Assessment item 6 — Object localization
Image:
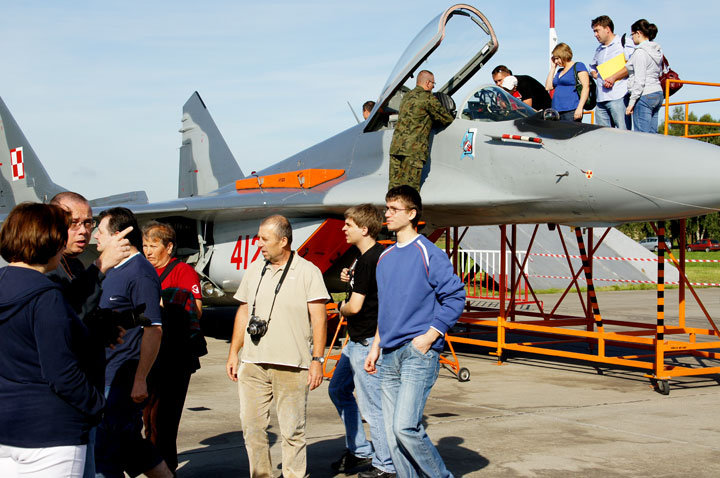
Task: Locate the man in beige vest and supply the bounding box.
[226,215,329,478]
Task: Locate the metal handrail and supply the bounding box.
[662,80,720,137]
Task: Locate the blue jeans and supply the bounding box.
[595,96,631,129]
[633,91,663,133]
[558,110,582,123]
[380,342,453,478]
[328,337,394,473]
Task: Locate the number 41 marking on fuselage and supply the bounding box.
[230,234,261,270]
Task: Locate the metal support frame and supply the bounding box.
[441,222,720,393]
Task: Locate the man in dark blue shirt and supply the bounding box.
[92,207,172,478]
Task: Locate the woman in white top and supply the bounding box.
[608,19,664,133]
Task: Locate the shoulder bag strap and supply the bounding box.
[159,259,181,284]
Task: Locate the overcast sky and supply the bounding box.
[3,0,718,202]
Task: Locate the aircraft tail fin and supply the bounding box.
[178,92,243,198]
[0,97,66,214]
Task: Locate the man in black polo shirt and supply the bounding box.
[492,65,552,110]
[329,205,395,478]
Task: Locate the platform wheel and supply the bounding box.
[653,379,670,395]
[457,367,470,382]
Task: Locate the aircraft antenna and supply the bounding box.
[347,101,361,124]
[549,0,558,66]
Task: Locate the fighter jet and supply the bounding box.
[1,4,719,304]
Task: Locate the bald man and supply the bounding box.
[388,70,454,190]
[46,191,132,478]
[47,191,132,321]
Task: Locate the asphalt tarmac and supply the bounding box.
[175,289,720,477]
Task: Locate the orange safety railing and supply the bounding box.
[323,303,349,379]
[662,80,720,138]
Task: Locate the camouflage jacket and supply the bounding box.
[389,86,455,157]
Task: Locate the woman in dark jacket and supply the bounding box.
[0,203,105,477]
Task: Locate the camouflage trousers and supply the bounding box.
[389,154,425,191]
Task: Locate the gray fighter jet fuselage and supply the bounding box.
[1,4,718,304]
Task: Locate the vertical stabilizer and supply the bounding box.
[0,97,65,214]
[178,92,243,197]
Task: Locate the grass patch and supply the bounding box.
[665,249,720,284]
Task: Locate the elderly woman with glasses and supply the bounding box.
[0,203,105,477]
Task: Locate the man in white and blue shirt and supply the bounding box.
[589,15,635,129]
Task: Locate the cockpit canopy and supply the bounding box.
[365,5,498,132]
[460,85,536,122]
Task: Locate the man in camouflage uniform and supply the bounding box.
[388,70,455,190]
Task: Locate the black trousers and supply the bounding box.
[143,364,193,472]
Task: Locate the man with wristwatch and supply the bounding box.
[226,215,329,478]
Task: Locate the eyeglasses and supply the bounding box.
[384,206,413,215]
[70,218,96,230]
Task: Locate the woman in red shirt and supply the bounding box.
[142,222,205,474]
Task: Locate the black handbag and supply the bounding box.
[660,56,682,97]
[574,63,597,110]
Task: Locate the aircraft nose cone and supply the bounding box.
[577,128,720,221]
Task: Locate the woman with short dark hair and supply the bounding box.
[0,203,105,477]
[626,19,663,132]
[603,19,664,133]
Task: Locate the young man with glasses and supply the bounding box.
[365,185,465,478]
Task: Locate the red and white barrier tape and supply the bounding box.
[529,252,720,263]
[529,274,720,287]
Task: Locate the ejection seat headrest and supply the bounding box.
[434,92,456,117]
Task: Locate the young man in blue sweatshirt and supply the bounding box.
[365,185,465,478]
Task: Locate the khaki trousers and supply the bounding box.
[238,362,309,478]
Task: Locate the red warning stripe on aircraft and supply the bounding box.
[500,134,543,144]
